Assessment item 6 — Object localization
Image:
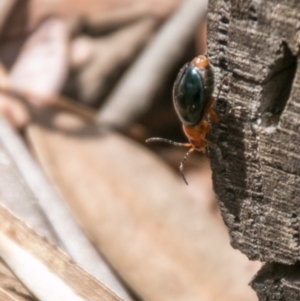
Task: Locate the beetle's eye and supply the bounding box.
[173,65,206,126]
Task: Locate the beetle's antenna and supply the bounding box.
[179,148,195,185]
[216,76,229,101]
[146,137,191,148]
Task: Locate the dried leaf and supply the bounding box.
[0,204,124,301]
[97,0,207,128]
[9,18,68,106]
[28,110,260,301]
[0,258,34,301]
[0,117,133,301]
[75,17,156,104]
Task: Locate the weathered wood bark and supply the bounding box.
[207,0,300,299]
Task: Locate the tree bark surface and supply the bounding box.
[207,0,300,299]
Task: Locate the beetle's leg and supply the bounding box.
[199,119,211,136]
[202,118,221,151]
[216,76,229,100]
[204,96,218,123]
[207,104,219,123]
[180,147,195,185]
[207,76,230,123]
[199,120,215,151]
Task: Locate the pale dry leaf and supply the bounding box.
[77,17,156,104]
[9,18,68,106]
[0,204,124,301]
[0,259,34,301]
[70,36,94,69]
[28,110,259,301]
[27,0,183,31]
[0,117,133,301]
[1,0,183,42]
[97,0,207,127]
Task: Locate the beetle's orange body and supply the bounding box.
[182,96,218,152]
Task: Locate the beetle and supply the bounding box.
[147,54,226,184]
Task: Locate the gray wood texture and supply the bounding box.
[251,262,300,300]
[207,0,300,299]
